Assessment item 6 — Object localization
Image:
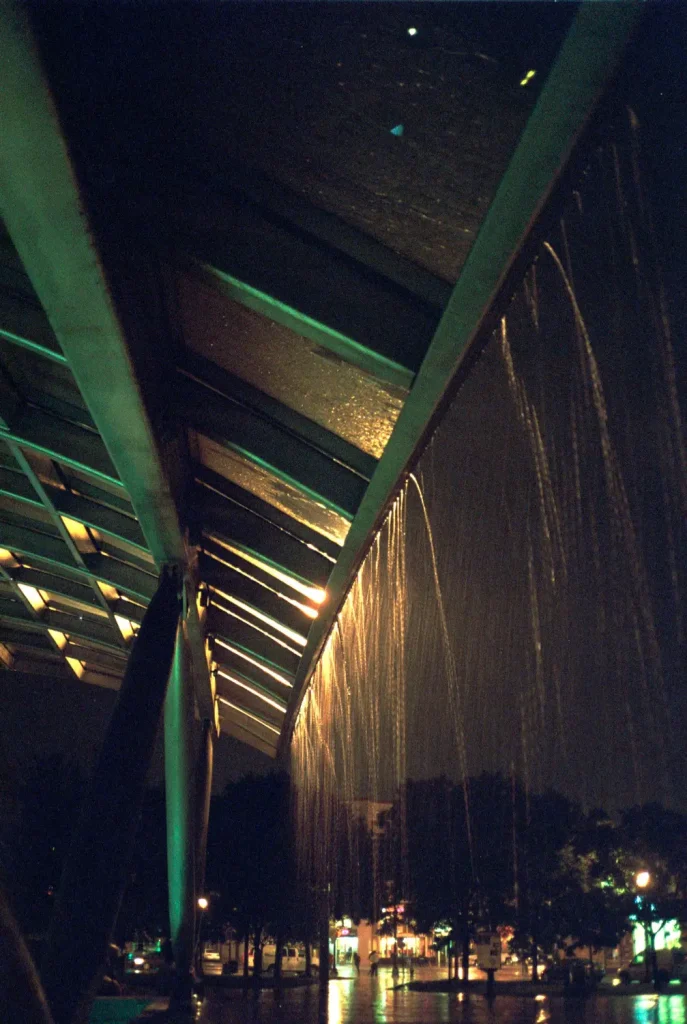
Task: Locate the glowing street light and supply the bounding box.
[198,896,209,910]
[636,870,651,889]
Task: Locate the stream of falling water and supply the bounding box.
[291,105,686,904]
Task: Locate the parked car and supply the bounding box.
[261,945,319,975]
[619,950,687,985]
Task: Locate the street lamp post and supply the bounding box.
[195,896,209,976]
[635,872,657,988]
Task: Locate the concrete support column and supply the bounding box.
[164,619,196,1008]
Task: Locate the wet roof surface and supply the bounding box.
[0,2,589,753]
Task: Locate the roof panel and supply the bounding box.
[177,269,406,460]
[193,431,351,546]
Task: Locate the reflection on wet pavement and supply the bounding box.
[197,975,687,1024]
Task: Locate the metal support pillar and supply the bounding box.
[165,619,197,1009]
[40,568,181,1024]
[194,718,214,974]
[194,719,214,899]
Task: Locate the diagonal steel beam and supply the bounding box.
[0,3,214,719]
[0,520,157,602]
[280,1,644,751]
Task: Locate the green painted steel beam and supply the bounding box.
[49,489,147,550]
[196,466,340,565]
[164,622,196,999]
[0,292,67,364]
[0,610,124,654]
[0,519,156,602]
[188,259,415,392]
[3,408,120,487]
[179,353,377,481]
[0,4,181,564]
[0,4,214,721]
[13,566,103,609]
[200,548,314,635]
[280,0,643,752]
[195,162,452,311]
[179,375,364,519]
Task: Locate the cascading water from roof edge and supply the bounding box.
[280,1,644,757]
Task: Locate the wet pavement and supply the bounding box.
[193,970,687,1024]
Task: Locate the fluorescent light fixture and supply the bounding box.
[97,580,119,602]
[212,601,302,657]
[216,668,286,713]
[205,537,324,612]
[213,637,293,688]
[61,516,97,553]
[206,550,319,621]
[218,696,280,735]
[114,614,136,642]
[210,586,307,647]
[0,548,18,568]
[17,583,46,612]
[48,629,68,651]
[65,656,85,679]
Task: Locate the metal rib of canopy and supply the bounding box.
[0,3,640,757]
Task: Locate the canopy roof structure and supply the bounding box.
[0,2,640,759]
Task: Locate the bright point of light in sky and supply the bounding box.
[407,27,417,37]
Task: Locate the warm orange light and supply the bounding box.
[114,614,137,642]
[206,534,326,607]
[216,668,286,713]
[48,629,68,651]
[97,581,119,603]
[197,897,209,910]
[17,583,46,612]
[218,696,280,735]
[65,656,86,679]
[0,548,18,568]
[212,601,302,657]
[214,637,293,688]
[210,586,307,647]
[61,516,98,553]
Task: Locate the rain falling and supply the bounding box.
[292,106,686,896]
